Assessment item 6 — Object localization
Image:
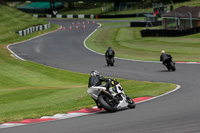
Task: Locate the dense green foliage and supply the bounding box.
[57,0,200,15]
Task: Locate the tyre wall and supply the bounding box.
[130,21,162,27]
[141,27,200,37]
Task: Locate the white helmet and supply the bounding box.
[90,70,100,76]
[161,50,165,54]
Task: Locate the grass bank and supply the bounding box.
[0,5,176,124]
[86,25,200,62]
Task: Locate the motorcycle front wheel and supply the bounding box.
[98,94,117,113]
[126,95,136,108]
[110,58,114,66]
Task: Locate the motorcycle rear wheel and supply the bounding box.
[170,62,176,71]
[98,94,117,113]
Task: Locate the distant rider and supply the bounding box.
[88,70,114,109]
[160,50,172,65]
[105,47,115,65]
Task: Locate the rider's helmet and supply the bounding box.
[161,50,165,54]
[90,70,100,76]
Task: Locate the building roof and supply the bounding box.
[162,6,200,18]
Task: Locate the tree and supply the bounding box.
[170,0,174,4]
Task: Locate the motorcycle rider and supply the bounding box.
[105,47,115,66]
[160,50,172,66]
[88,70,115,109]
[88,70,110,88]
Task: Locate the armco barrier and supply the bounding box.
[141,27,200,37]
[17,23,51,36]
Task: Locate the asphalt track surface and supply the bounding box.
[3,19,200,133]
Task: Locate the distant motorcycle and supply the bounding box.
[87,79,135,113]
[106,57,114,66]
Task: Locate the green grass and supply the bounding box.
[86,26,200,62]
[0,5,176,124]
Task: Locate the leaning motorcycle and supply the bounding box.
[87,79,135,113]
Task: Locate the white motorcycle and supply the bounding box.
[87,79,135,113]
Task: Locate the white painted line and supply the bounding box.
[176,62,200,64]
[0,123,26,128]
[40,116,60,119]
[66,113,92,116]
[53,114,72,118]
[41,113,91,119]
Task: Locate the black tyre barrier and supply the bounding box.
[130,21,161,27]
[141,27,200,37]
[97,12,152,18]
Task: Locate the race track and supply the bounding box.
[3,19,200,133]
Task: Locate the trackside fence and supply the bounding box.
[17,23,51,36]
[141,27,200,37]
